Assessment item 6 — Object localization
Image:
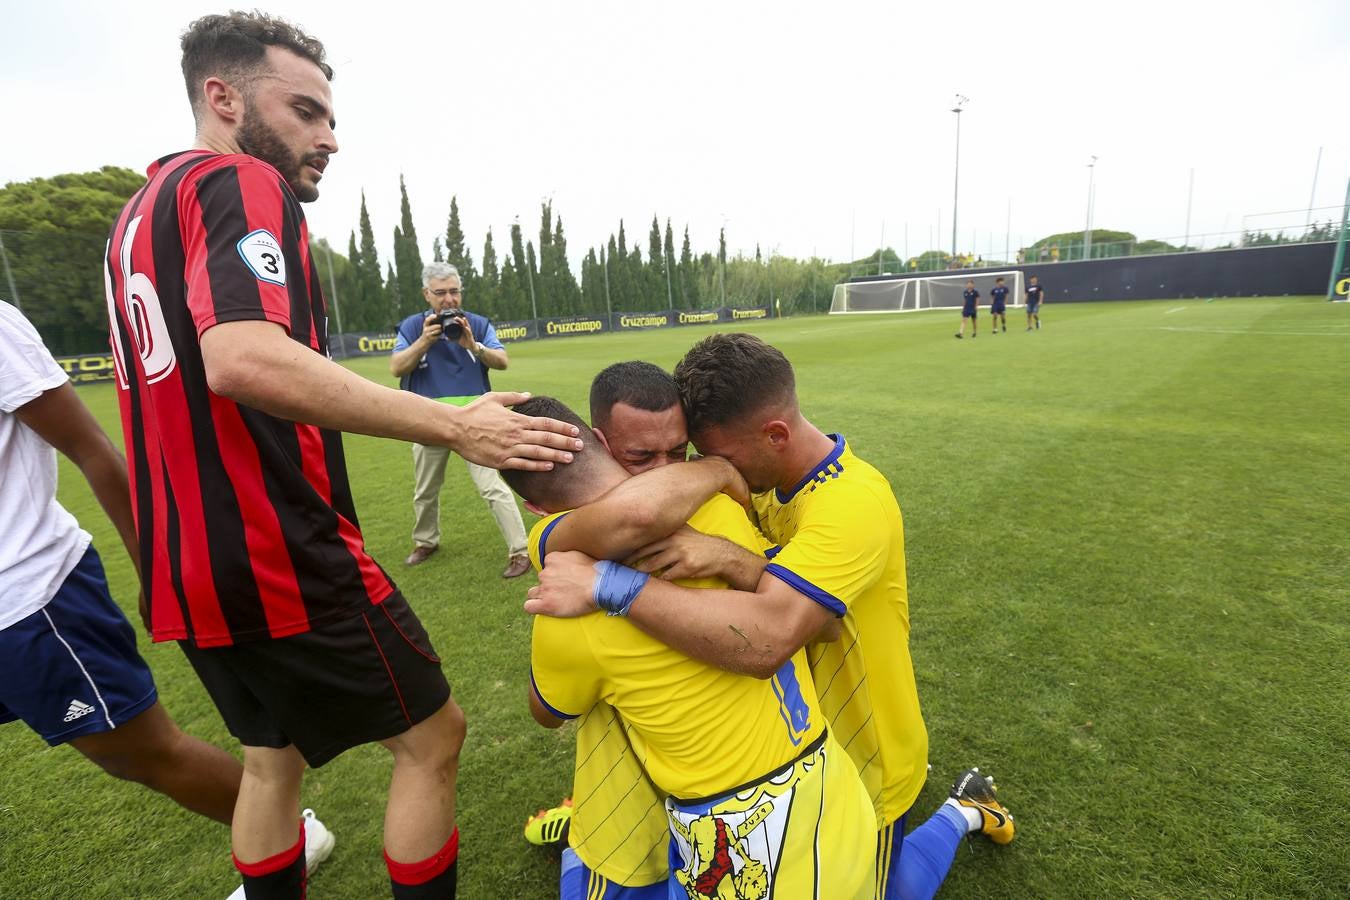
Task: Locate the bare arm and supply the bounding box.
[476,345,508,370]
[625,527,769,592]
[389,313,438,377]
[16,382,138,573]
[201,320,581,470]
[525,550,831,678]
[544,457,748,561]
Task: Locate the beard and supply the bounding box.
[236,109,323,203]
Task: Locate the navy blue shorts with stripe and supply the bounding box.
[0,545,157,745]
[180,591,450,768]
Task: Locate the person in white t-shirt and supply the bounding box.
[0,299,247,822]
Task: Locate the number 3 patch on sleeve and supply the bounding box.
[236,229,287,286]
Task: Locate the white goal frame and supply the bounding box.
[830,270,1025,314]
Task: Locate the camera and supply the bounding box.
[435,309,470,341]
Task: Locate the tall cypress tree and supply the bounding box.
[394,176,423,319]
[479,227,500,315]
[647,215,664,307]
[580,247,600,314]
[500,258,526,321]
[680,225,698,308]
[535,202,555,315]
[552,215,581,314]
[384,261,401,327]
[524,241,539,318]
[356,192,386,328]
[663,219,676,308]
[606,234,622,311]
[444,196,478,297]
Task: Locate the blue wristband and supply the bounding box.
[593,560,649,617]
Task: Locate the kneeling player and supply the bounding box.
[506,397,876,900]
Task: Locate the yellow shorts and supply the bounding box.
[665,731,875,900]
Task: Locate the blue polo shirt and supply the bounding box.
[991,286,1008,308]
[394,310,504,401]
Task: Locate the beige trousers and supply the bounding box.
[410,442,527,556]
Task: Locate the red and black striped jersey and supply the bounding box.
[104,150,395,648]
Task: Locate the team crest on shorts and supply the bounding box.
[666,741,827,899]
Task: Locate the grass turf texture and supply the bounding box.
[2,297,1347,898]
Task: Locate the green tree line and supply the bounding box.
[10,168,1334,353]
[0,168,843,352]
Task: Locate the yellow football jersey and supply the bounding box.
[530,493,825,799]
[752,434,928,825]
[527,521,669,886]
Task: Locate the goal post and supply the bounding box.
[830,270,1024,315]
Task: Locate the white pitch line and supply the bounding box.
[1165,307,1187,314]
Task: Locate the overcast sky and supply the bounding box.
[3,0,1346,270]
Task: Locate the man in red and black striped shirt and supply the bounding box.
[104,13,580,900]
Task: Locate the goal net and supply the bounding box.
[830,270,1024,314]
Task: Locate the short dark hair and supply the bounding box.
[181,11,332,117]
[674,333,795,436]
[589,361,679,431]
[996,277,1005,283]
[500,396,610,511]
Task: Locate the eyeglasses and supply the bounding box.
[428,288,463,298]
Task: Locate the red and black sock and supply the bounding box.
[386,828,459,899]
[234,821,306,900]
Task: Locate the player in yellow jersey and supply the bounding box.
[503,396,876,900]
[527,335,1015,900]
[523,362,696,899]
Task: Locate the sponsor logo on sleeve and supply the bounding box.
[236,229,287,286]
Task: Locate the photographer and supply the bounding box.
[390,262,530,577]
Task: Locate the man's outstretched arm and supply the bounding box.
[201,320,581,470]
[16,382,138,572]
[543,457,748,562]
[526,550,832,678]
[625,527,769,592]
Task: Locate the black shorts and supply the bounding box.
[180,592,450,767]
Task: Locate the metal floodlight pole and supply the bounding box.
[526,265,537,320]
[1326,178,1350,302]
[878,219,886,275]
[323,243,344,339]
[1307,146,1323,231]
[951,94,968,259]
[1005,198,1011,264]
[1084,155,1098,259]
[1185,168,1195,249]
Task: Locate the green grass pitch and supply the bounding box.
[1,297,1347,898]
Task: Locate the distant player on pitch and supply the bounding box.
[1025,275,1045,330]
[990,277,1010,333]
[956,279,979,339]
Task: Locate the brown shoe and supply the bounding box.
[405,545,439,567]
[502,553,531,579]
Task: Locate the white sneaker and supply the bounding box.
[303,809,336,873]
[224,809,335,899]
